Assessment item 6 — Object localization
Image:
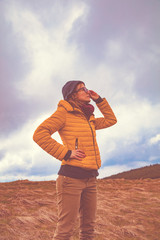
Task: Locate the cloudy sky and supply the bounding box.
[0,0,160,182]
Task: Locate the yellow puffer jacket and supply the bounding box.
[33,98,117,170]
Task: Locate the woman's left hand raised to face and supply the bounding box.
[88,90,99,101]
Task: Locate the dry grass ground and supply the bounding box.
[0,178,160,240]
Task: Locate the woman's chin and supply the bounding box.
[80,97,91,103]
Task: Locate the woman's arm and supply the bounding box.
[33,107,68,161]
[89,90,117,130]
[94,98,117,130]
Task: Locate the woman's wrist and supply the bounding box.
[64,150,72,161]
[93,96,103,103]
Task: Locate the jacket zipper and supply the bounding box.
[75,109,99,169]
[87,120,99,169]
[75,138,78,150]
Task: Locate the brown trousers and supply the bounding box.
[53,175,97,240]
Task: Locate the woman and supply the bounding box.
[33,80,117,240]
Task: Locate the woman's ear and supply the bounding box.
[71,93,77,100]
[67,93,76,101]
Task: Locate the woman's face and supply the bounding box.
[75,83,91,103]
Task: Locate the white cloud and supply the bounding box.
[98,164,130,179]
[149,134,160,145]
[5,1,88,98]
[96,99,160,163]
[0,114,62,181]
[149,156,160,162]
[1,1,160,182]
[0,173,58,183]
[98,160,151,179]
[105,40,123,59]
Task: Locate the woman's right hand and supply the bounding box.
[69,149,86,161]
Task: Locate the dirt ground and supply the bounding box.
[0,178,160,240]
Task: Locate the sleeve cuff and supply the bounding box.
[64,150,72,161]
[93,96,103,104]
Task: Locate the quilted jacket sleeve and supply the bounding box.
[33,107,68,161]
[94,98,117,130]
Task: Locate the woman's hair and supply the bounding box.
[62,80,84,100]
[67,92,76,101]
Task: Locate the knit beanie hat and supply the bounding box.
[62,80,84,100]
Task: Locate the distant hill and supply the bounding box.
[105,164,160,179]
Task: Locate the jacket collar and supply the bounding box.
[58,100,74,112]
[58,100,95,121]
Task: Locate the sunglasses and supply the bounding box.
[75,87,89,93]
